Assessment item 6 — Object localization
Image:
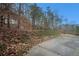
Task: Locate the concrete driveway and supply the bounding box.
[27,34,79,56]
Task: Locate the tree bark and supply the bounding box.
[7,15,10,28]
[0,15,4,27]
[32,16,35,30]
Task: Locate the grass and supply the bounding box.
[34,29,59,38]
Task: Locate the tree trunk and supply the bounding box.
[0,15,4,27]
[7,15,10,28]
[32,16,35,30]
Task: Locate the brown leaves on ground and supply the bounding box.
[0,27,31,56]
[0,27,53,56]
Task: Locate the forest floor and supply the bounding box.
[0,27,59,56]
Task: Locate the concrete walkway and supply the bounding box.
[27,34,79,56]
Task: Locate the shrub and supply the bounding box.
[0,43,7,55]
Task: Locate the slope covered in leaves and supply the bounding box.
[0,27,31,56]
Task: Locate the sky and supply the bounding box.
[37,3,79,25]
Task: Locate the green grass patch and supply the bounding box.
[35,29,59,38]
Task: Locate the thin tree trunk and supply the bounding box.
[32,17,35,30]
[18,3,22,29]
[7,15,10,28]
[0,15,4,27]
